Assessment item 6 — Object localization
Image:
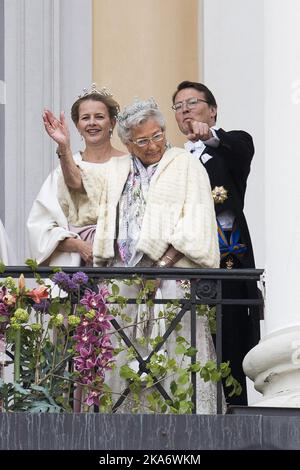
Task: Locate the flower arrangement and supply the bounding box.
[0,268,114,412]
[0,265,241,414]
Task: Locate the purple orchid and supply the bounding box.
[72,283,115,407]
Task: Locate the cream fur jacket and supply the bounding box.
[58,147,220,268]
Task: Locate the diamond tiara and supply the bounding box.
[117,97,158,123]
[77,83,113,99]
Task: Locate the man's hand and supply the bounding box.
[186,120,213,142]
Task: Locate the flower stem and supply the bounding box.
[49,326,58,392]
[14,329,21,383]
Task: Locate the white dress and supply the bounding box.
[26,153,113,266]
[0,219,16,265]
[107,259,226,415]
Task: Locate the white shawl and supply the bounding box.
[26,153,84,266]
[61,148,219,268]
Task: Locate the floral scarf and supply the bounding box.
[117,156,158,266]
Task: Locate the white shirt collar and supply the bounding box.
[184,140,205,153]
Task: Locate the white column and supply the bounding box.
[202,0,265,403]
[203,0,265,270]
[4,0,92,263]
[243,0,300,406]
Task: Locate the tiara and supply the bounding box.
[77,83,113,99]
[117,97,158,123]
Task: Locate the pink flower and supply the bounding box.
[18,274,25,293]
[78,344,92,358]
[26,286,49,303]
[72,284,115,407]
[80,286,109,311]
[80,289,104,310]
[85,390,102,407]
[86,357,98,369]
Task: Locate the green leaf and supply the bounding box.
[111,284,120,296]
[166,358,177,370]
[51,266,62,273]
[0,262,6,274]
[25,258,38,271]
[205,360,217,371]
[179,401,192,414]
[200,369,210,382]
[178,372,189,385]
[210,370,221,382]
[189,363,201,373]
[145,375,154,388]
[145,279,155,290]
[175,344,186,355]
[161,403,167,413]
[220,361,231,377]
[13,382,31,395]
[225,375,233,387]
[29,401,62,413]
[48,302,60,315]
[176,336,187,344]
[119,364,139,381]
[185,346,198,357]
[170,380,177,395]
[150,335,163,349]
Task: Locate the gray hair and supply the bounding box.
[117,98,166,144]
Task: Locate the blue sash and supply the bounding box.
[217,221,247,258]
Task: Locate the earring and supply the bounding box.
[109,128,113,138]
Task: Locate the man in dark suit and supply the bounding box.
[172,80,261,405]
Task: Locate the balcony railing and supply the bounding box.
[0,266,264,415]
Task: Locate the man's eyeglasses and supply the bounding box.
[172,97,208,112]
[131,131,165,147]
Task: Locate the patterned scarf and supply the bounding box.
[117,156,158,266]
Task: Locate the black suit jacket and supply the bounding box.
[202,128,255,269]
[199,128,261,350]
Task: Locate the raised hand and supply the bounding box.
[186,119,213,142]
[43,109,70,148]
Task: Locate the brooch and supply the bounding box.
[212,186,228,204]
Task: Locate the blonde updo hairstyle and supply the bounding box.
[71,93,120,125]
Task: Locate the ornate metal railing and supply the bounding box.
[1,266,264,414]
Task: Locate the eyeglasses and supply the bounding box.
[131,131,165,147]
[172,97,208,112]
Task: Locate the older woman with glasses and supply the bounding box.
[58,98,223,413]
